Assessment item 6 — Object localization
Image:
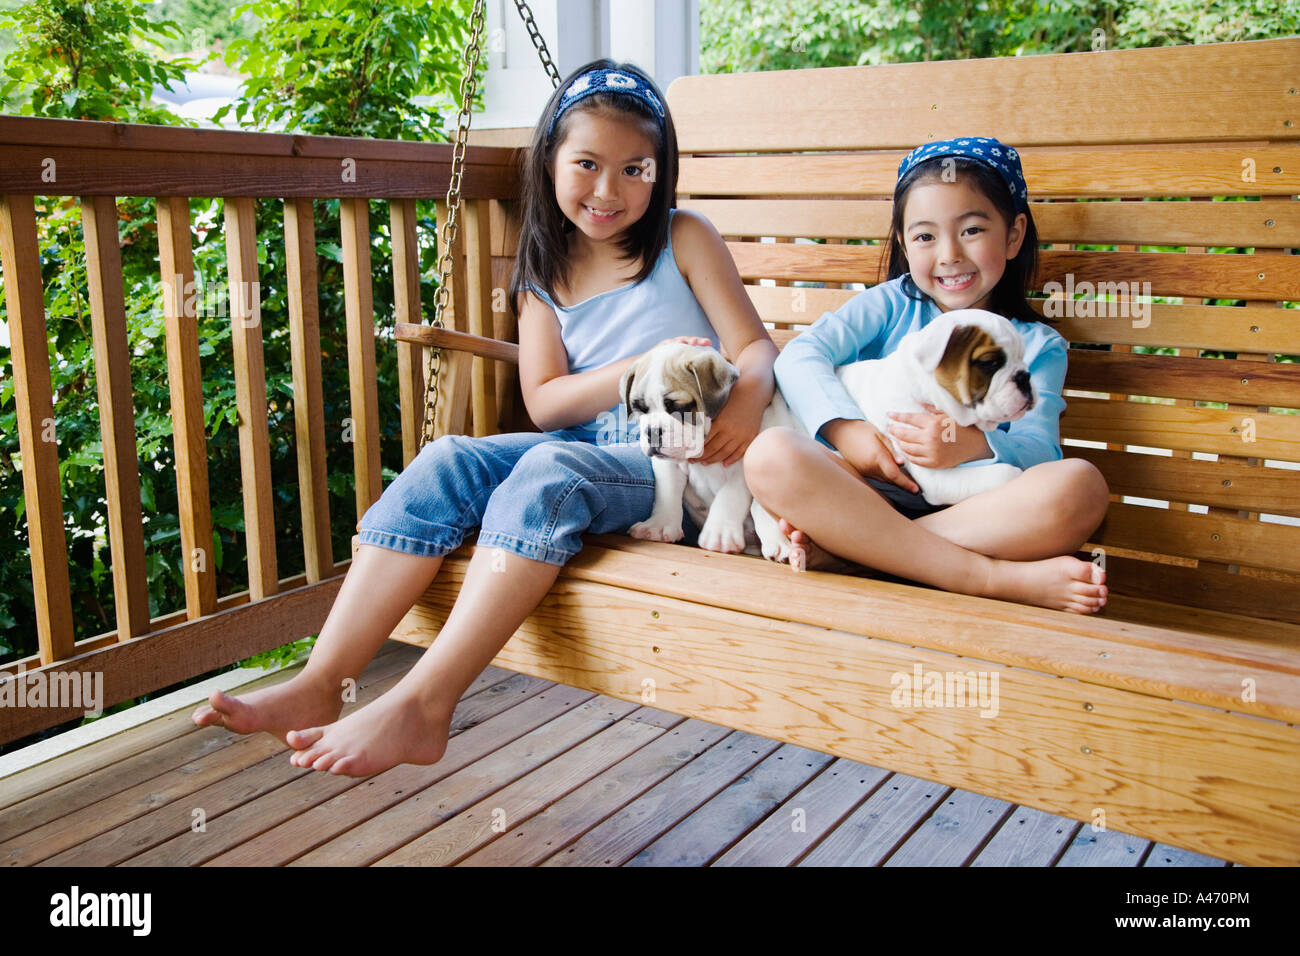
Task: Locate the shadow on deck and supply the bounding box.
[0,643,1230,867]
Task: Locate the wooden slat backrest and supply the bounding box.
[659,38,1300,620]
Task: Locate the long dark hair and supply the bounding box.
[880,157,1044,324]
[508,59,679,318]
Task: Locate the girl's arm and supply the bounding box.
[775,284,924,490]
[671,210,778,465]
[774,284,893,442]
[516,290,640,432]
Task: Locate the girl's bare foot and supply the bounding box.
[984,554,1108,614]
[777,518,852,573]
[191,670,344,739]
[286,679,453,777]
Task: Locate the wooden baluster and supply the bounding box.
[340,197,382,520]
[463,198,497,437]
[284,197,335,580]
[490,198,520,432]
[0,194,74,664]
[223,196,277,599]
[80,195,150,641]
[432,199,473,439]
[390,198,424,467]
[155,196,217,618]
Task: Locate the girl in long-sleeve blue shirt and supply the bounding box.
[744,137,1112,614]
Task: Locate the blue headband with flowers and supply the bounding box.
[896,137,1029,214]
[547,68,666,141]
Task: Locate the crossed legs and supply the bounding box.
[743,427,1110,613]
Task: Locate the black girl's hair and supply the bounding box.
[508,58,679,318]
[880,156,1045,324]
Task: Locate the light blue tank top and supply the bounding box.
[530,208,719,441]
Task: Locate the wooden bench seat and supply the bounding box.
[389,37,1300,865]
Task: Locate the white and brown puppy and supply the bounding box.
[619,343,776,554]
[827,308,1035,506]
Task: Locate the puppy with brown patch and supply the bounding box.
[826,307,1035,507]
[620,309,1035,560]
[619,342,777,554]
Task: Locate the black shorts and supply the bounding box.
[863,476,949,519]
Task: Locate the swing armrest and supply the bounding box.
[394,324,520,365]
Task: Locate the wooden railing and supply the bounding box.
[0,115,521,743]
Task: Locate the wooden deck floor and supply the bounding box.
[0,642,1231,867]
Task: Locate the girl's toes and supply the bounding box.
[292,744,326,767]
[287,726,324,750]
[311,750,340,773]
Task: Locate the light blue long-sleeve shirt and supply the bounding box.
[774,276,1069,470]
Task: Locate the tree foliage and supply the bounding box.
[700,0,1300,73]
[0,0,474,678]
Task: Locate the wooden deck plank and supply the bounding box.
[45,668,536,867]
[623,706,687,729]
[204,684,596,866]
[0,632,415,812]
[295,694,640,866]
[713,760,887,866]
[538,730,781,867]
[799,774,950,866]
[883,790,1016,866]
[4,723,289,865]
[0,647,414,844]
[374,714,664,866]
[626,743,833,867]
[457,718,727,867]
[970,807,1081,866]
[124,669,552,867]
[11,651,429,866]
[1143,843,1231,867]
[1057,826,1152,866]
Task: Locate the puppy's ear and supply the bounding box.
[689,351,739,419]
[619,354,648,418]
[933,324,996,407]
[907,315,958,372]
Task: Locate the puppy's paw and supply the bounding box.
[628,519,684,543]
[697,519,748,555]
[760,530,791,564]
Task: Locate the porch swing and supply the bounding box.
[385,4,1300,866]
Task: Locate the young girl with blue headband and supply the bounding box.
[744,136,1111,614]
[193,60,777,774]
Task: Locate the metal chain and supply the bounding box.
[422,0,488,447]
[513,0,562,89]
[421,0,561,446]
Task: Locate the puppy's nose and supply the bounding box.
[1013,369,1032,398]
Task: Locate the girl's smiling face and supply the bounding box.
[900,177,1027,313]
[549,108,658,246]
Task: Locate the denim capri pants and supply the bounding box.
[357,425,685,566]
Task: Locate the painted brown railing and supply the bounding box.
[0,115,520,743]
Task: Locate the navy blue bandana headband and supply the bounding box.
[547,68,666,141]
[896,137,1029,214]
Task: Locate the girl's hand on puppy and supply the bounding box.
[820,418,919,493]
[654,335,712,350]
[887,403,990,468]
[693,379,767,467]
